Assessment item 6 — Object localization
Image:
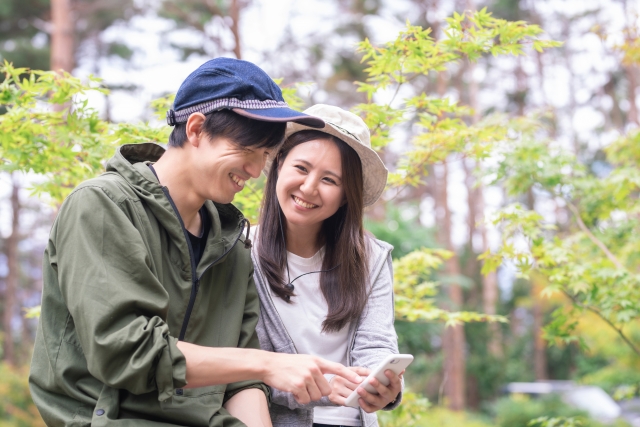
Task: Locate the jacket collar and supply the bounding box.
[105,143,248,271]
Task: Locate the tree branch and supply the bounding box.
[562,290,640,358]
[565,201,625,270]
[162,2,206,32]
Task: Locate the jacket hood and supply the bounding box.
[105,143,248,271]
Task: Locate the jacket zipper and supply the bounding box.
[161,187,249,341]
[196,220,247,282]
[161,187,199,341]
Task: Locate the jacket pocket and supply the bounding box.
[158,385,226,425]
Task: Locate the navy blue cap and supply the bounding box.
[167,58,324,128]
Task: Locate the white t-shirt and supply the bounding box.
[270,249,361,426]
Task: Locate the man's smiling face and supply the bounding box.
[193,135,270,204]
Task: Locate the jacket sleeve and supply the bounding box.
[224,271,271,402]
[54,186,187,402]
[350,250,403,410]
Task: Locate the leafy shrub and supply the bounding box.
[493,394,620,427]
[581,365,640,399]
[378,391,493,427]
[0,362,45,427]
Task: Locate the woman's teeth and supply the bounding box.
[230,173,245,188]
[293,196,318,209]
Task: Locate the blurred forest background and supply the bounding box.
[1,0,640,426]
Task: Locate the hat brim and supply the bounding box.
[232,108,325,128]
[265,121,388,207]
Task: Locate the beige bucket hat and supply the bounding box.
[266,104,388,207]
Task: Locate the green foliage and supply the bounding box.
[0,362,45,427]
[150,93,176,122]
[232,178,265,225]
[356,8,556,98]
[529,416,585,427]
[0,0,50,71]
[378,391,493,427]
[0,62,168,203]
[365,203,436,259]
[469,26,640,365]
[273,79,312,113]
[581,365,640,397]
[393,247,507,325]
[481,128,640,356]
[353,9,559,327]
[464,321,512,398]
[23,307,41,320]
[355,10,559,187]
[377,391,431,427]
[494,395,593,427]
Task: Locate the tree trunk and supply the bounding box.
[230,0,242,60]
[625,65,638,125]
[479,188,503,357]
[464,15,503,356]
[3,175,21,366]
[51,0,75,73]
[514,57,526,117]
[624,0,639,126]
[437,160,466,411]
[458,59,479,284]
[532,273,548,380]
[560,19,579,153]
[527,189,548,380]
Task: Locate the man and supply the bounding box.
[29,58,362,427]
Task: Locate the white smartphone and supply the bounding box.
[343,353,413,408]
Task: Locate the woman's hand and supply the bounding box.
[351,368,403,413]
[327,367,370,406]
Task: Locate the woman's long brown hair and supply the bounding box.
[257,130,369,333]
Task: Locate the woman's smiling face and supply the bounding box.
[275,138,345,233]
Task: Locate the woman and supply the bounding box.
[252,104,402,427]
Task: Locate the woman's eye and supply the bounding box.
[323,177,337,185]
[295,165,307,172]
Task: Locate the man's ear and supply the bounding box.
[186,113,206,147]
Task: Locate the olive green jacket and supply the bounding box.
[29,143,266,426]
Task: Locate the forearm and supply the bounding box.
[223,388,271,427]
[177,342,268,387]
[176,341,363,404]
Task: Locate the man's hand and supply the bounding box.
[353,369,404,413]
[174,343,362,405]
[261,353,363,405]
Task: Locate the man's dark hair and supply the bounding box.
[168,110,286,149]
